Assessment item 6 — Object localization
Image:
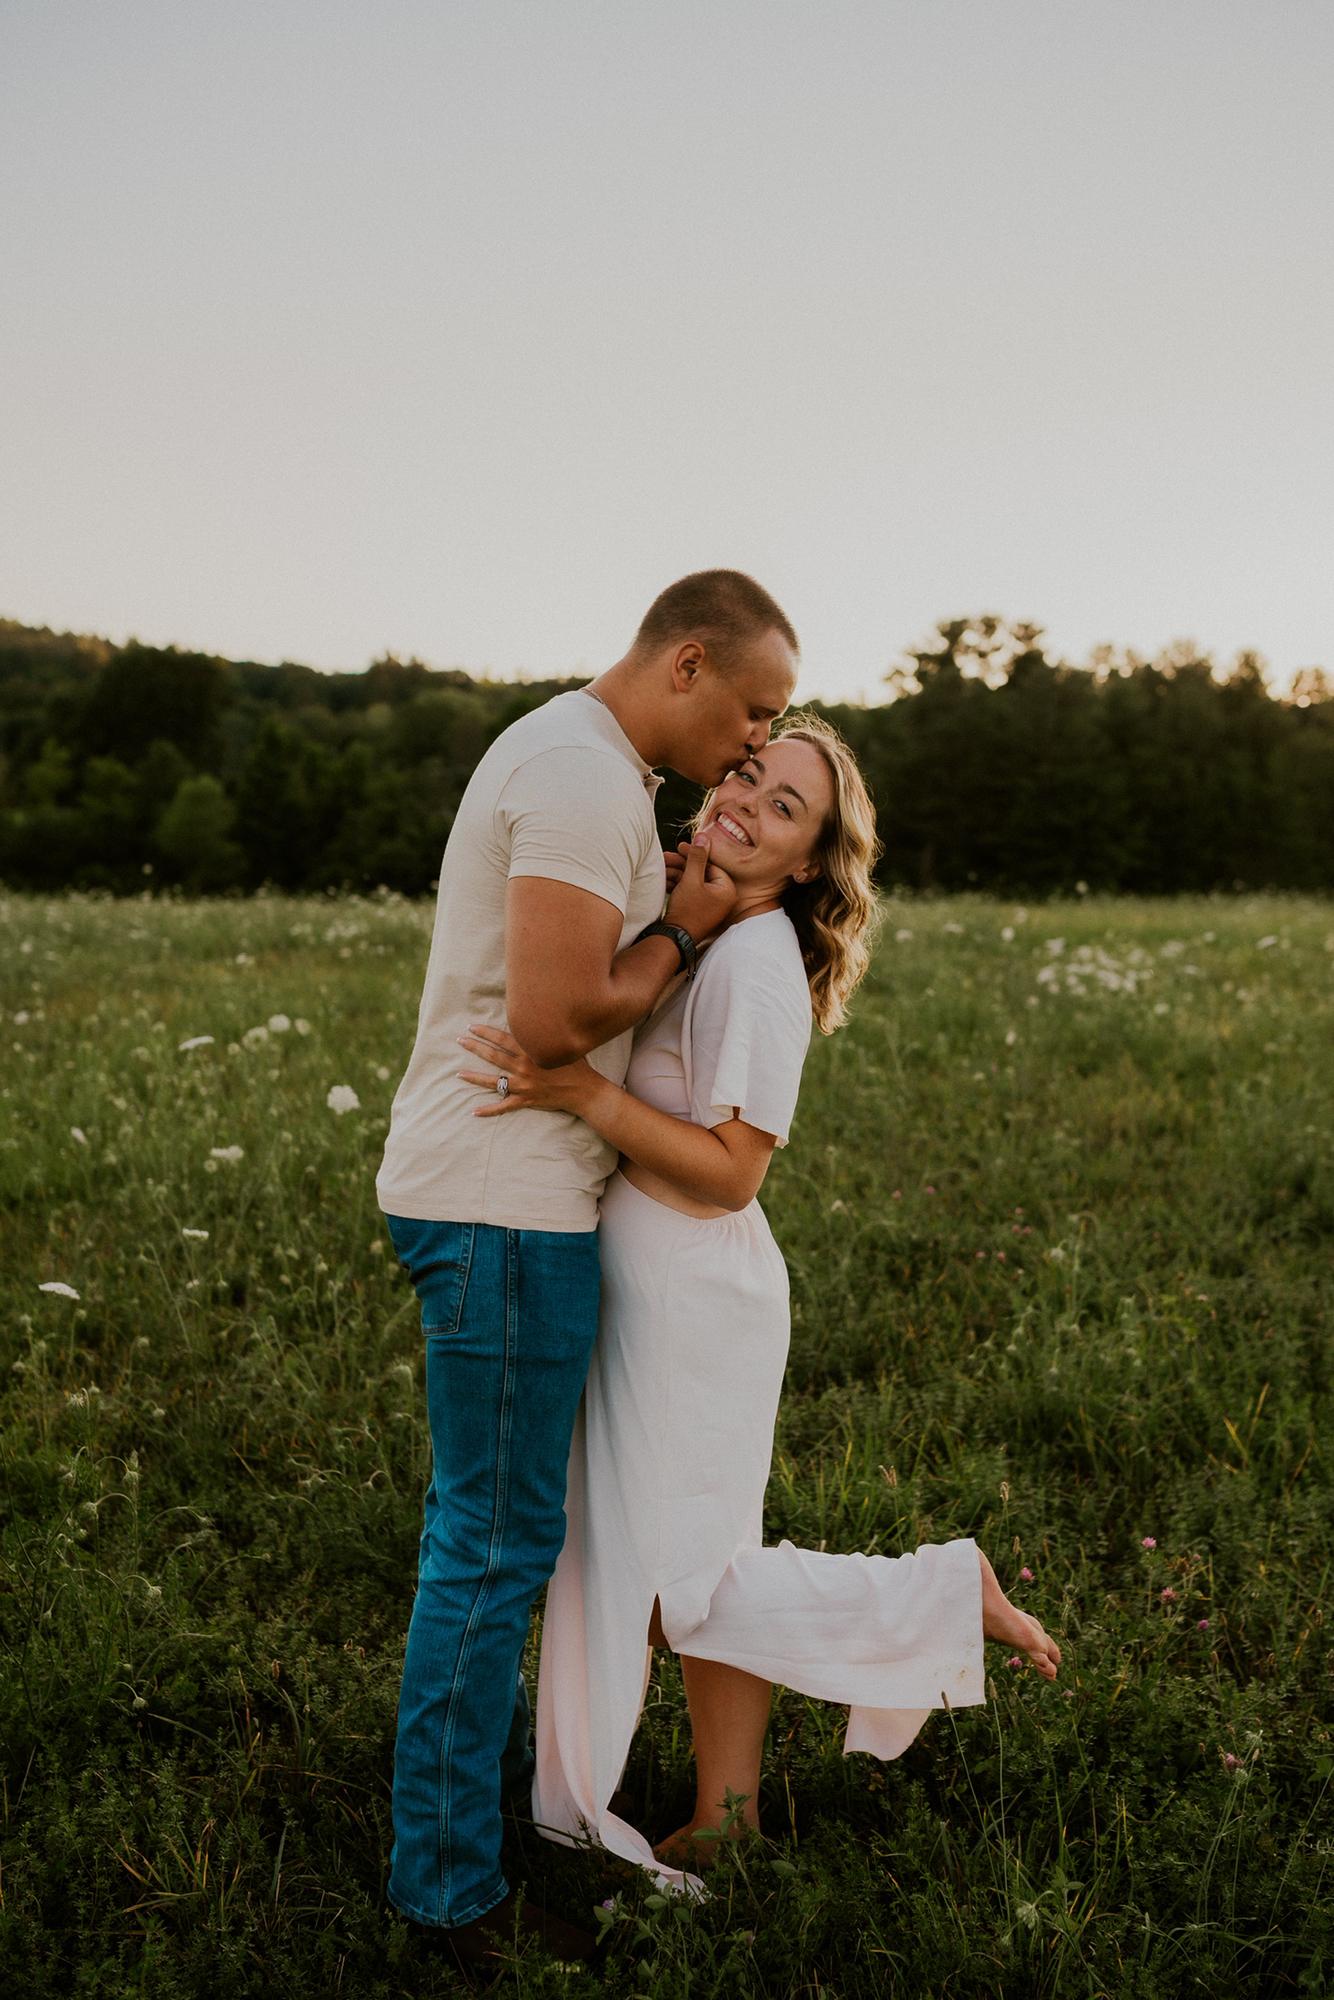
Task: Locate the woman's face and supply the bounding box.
[693,737,834,892]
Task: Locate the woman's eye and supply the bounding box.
[738,769,756,784]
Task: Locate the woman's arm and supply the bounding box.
[456,1026,777,1213]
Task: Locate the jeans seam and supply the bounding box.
[430,1227,519,1925]
[446,1222,477,1336]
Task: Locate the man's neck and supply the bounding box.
[582,657,666,768]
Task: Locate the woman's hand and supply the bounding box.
[457,1025,597,1117]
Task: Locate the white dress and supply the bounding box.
[532,911,985,1891]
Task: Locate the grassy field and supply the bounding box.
[1,889,1330,1999]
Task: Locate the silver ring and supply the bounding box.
[495,1075,510,1099]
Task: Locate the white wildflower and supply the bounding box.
[1004,1029,1018,1047]
[209,1145,244,1163]
[177,1035,215,1052]
[13,1010,29,1025]
[326,1084,361,1116]
[267,1013,292,1033]
[70,1126,88,1145]
[894,928,913,943]
[1000,926,1015,942]
[294,1018,311,1036]
[1256,935,1278,950]
[241,1024,269,1049]
[182,1228,209,1241]
[39,1281,81,1300]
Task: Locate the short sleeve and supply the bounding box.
[680,930,812,1147]
[498,746,648,916]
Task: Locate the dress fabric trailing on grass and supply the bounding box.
[531,920,986,1896]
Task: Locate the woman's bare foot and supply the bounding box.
[978,1548,1062,1679]
[653,1812,758,1871]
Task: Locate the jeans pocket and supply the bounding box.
[384,1215,477,1337]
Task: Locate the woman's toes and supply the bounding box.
[1025,1620,1061,1678]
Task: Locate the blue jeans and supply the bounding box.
[383,1214,600,1928]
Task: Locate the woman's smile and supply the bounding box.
[711,810,754,848]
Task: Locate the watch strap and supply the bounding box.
[634,919,699,980]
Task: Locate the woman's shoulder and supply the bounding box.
[709,908,803,968]
[697,911,810,1019]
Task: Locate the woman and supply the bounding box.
[457,715,1060,1891]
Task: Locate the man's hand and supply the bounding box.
[664,838,737,944]
[663,839,691,896]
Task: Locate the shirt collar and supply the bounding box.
[575,687,663,795]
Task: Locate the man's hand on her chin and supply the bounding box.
[665,836,738,944]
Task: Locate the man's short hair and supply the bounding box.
[635,570,798,671]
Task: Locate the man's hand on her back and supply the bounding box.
[665,838,737,944]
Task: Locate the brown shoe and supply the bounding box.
[409,1891,596,1975]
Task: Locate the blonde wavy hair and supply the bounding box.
[693,711,882,1034]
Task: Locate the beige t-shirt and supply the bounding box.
[376,690,666,1231]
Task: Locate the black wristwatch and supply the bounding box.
[634,920,698,980]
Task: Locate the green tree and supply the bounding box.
[155,775,242,891]
[233,716,318,887]
[75,757,141,884]
[23,737,74,807]
[78,643,228,767]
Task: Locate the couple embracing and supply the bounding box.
[375,570,1059,1970]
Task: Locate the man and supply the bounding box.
[376,570,798,1968]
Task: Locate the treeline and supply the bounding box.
[0,614,1330,896]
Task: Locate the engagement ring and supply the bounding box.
[495,1075,510,1098]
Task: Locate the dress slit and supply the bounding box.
[532,1172,986,1890]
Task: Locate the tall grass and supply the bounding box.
[1,890,1330,1997]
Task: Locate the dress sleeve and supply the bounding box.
[498,746,649,916]
[680,931,812,1147]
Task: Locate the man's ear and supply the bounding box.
[670,641,705,691]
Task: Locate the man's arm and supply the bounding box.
[505,841,735,1067]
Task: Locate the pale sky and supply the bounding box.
[3,1,1331,704]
